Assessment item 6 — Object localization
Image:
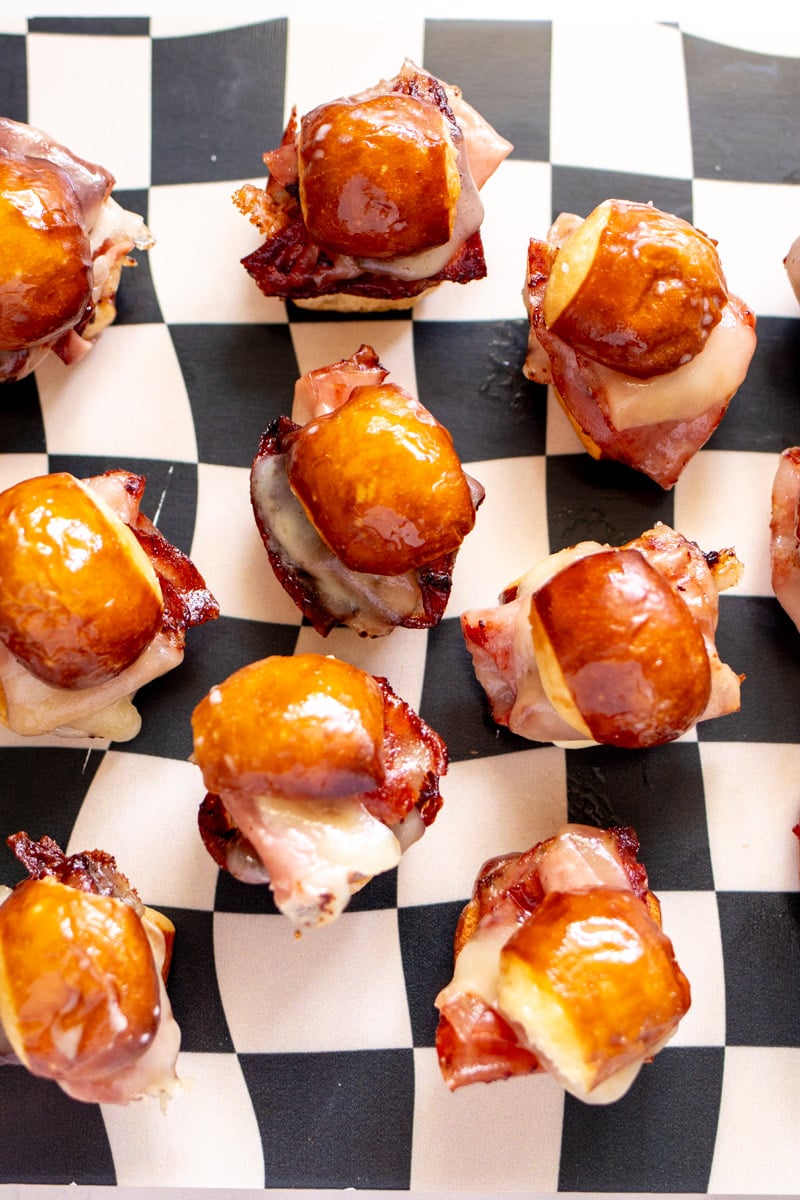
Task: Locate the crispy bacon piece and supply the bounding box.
[85,469,220,645]
[6,832,142,909]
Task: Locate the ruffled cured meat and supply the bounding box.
[0,117,154,383]
[0,833,180,1105]
[251,345,484,636]
[233,61,511,308]
[462,523,743,748]
[523,202,757,488]
[193,653,447,927]
[770,447,800,630]
[435,823,690,1101]
[0,469,219,740]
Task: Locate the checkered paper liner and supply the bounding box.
[0,12,799,1194]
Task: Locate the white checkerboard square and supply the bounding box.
[674,448,776,596]
[694,178,800,317]
[68,751,219,912]
[415,161,552,324]
[214,909,413,1053]
[398,746,568,908]
[147,180,288,326]
[410,1046,563,1192]
[659,890,726,1047]
[550,22,692,180]
[27,31,152,189]
[450,454,550,612]
[192,462,302,624]
[709,1046,800,1193]
[700,740,800,891]
[103,1051,264,1187]
[37,324,198,461]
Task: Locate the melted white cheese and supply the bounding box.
[222,787,402,928]
[599,300,757,431]
[251,450,425,635]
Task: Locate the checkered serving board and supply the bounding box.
[0,10,799,1193]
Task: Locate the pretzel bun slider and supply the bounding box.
[234,61,512,309]
[251,345,484,636]
[461,524,743,748]
[435,823,690,1102]
[0,116,153,383]
[0,833,180,1105]
[0,469,219,740]
[193,653,447,926]
[524,199,756,487]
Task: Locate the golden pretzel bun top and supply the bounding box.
[0,154,92,352]
[192,653,386,799]
[297,93,460,259]
[0,472,164,689]
[542,199,728,377]
[498,887,690,1094]
[0,876,161,1083]
[286,382,476,576]
[528,548,711,748]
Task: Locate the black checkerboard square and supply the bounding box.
[161,906,234,1054]
[239,1048,415,1189]
[0,33,26,120]
[170,323,299,469]
[698,594,800,743]
[0,748,104,885]
[551,164,695,226]
[150,20,287,187]
[0,1066,116,1185]
[558,1046,724,1192]
[399,900,465,1047]
[684,33,800,184]
[566,741,713,891]
[413,320,547,461]
[705,316,800,453]
[718,891,800,1047]
[545,452,674,549]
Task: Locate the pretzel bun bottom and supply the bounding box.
[0,473,164,689]
[0,156,92,351]
[192,653,386,799]
[529,549,711,748]
[0,877,161,1083]
[542,199,728,377]
[298,95,460,259]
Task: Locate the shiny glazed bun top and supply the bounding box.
[528,547,712,748]
[0,472,163,689]
[0,874,161,1085]
[0,153,92,351]
[286,382,478,575]
[297,92,461,259]
[192,653,386,800]
[542,199,728,377]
